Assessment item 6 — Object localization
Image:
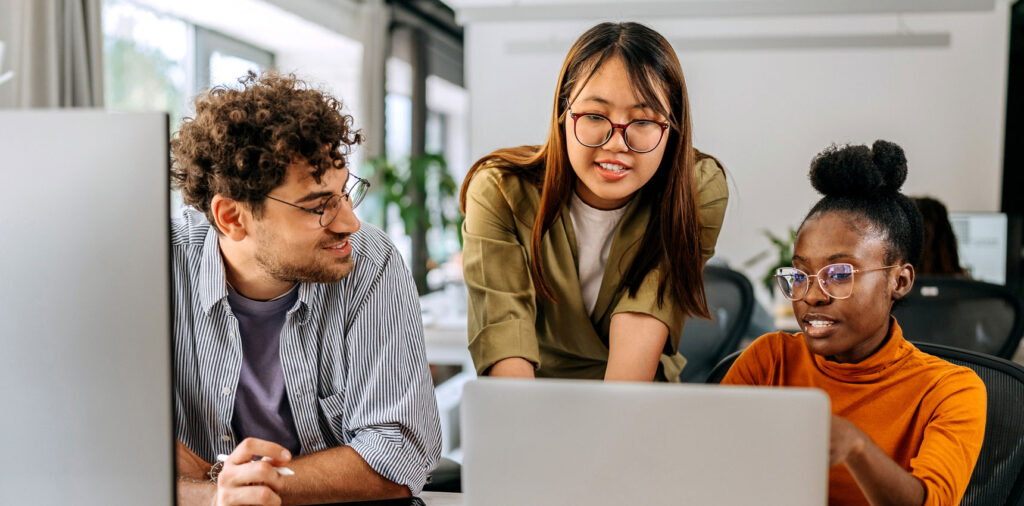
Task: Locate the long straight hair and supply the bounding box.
[460,22,715,319]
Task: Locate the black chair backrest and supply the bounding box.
[893,277,1024,359]
[913,343,1024,506]
[705,349,741,384]
[706,343,1024,506]
[678,265,754,383]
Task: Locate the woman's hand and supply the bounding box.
[830,415,926,506]
[830,414,868,466]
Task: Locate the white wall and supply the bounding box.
[463,4,1010,299]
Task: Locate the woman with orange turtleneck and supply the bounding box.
[723,141,986,506]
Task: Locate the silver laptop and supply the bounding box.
[0,111,173,505]
[461,378,829,506]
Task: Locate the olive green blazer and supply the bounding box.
[462,156,729,381]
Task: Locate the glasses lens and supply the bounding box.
[348,178,368,210]
[821,263,855,299]
[775,268,807,300]
[624,120,665,152]
[319,194,341,227]
[574,114,612,147]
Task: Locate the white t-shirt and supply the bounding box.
[569,191,630,316]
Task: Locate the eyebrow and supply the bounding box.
[294,170,351,203]
[791,253,856,264]
[576,96,649,110]
[295,191,334,204]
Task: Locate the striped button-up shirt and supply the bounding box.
[172,208,441,493]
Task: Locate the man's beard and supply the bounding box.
[254,232,354,284]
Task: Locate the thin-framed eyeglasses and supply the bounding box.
[567,110,670,154]
[774,263,900,301]
[265,173,370,228]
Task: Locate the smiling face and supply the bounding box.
[564,55,671,209]
[250,160,362,284]
[791,212,914,363]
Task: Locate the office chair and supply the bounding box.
[678,265,755,383]
[706,344,1024,505]
[915,343,1024,506]
[705,349,741,384]
[423,457,461,493]
[893,277,1024,359]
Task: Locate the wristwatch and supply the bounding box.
[208,459,225,484]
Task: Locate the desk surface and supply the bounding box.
[319,492,463,506]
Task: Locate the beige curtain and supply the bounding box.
[0,0,103,108]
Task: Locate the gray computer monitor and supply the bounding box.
[950,212,1008,285]
[0,110,174,505]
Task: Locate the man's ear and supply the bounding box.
[210,195,248,242]
[892,263,915,301]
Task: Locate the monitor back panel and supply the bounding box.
[0,110,173,505]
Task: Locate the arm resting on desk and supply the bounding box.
[279,445,410,504]
[175,439,409,505]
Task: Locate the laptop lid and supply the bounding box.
[0,110,173,505]
[461,378,829,506]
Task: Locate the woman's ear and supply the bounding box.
[891,263,916,301]
[210,195,249,242]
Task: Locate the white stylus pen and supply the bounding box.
[216,454,296,476]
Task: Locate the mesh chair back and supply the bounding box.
[705,350,741,384]
[678,265,754,382]
[914,343,1024,506]
[893,277,1024,359]
[708,344,1024,506]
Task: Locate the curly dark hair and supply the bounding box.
[802,140,924,266]
[171,71,363,229]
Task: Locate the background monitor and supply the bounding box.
[950,212,1008,285]
[0,110,174,505]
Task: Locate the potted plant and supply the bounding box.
[743,227,798,324]
[362,152,462,295]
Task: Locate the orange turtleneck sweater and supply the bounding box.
[722,320,986,506]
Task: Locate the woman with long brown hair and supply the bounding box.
[460,22,728,381]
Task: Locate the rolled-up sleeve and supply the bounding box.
[696,157,729,264]
[609,157,729,355]
[462,168,541,375]
[341,246,442,494]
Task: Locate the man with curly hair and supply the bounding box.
[169,71,441,506]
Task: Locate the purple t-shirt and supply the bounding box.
[226,284,302,455]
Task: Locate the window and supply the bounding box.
[196,27,274,90]
[102,0,275,214]
[102,0,192,131]
[379,58,468,282]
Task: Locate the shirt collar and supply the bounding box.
[199,226,229,315]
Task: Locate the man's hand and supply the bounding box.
[215,438,293,506]
[829,414,867,466]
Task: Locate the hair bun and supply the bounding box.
[809,139,907,198]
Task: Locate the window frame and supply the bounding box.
[194,25,275,90]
